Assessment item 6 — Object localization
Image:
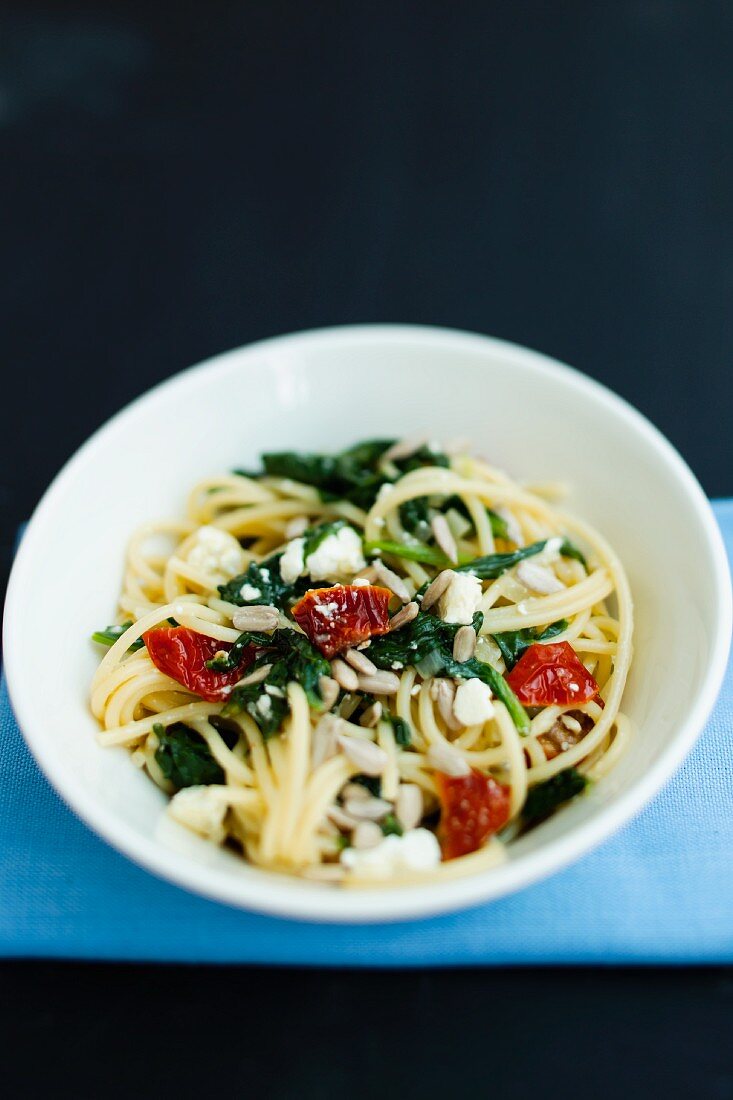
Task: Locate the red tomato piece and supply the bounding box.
[291,584,392,658]
[505,641,600,707]
[144,626,254,702]
[436,769,511,860]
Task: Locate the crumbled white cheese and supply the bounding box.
[187,525,242,581]
[340,828,441,879]
[279,526,366,585]
[256,695,273,718]
[453,678,495,726]
[516,561,565,595]
[239,583,262,601]
[438,572,482,625]
[306,526,365,581]
[265,684,285,697]
[280,536,306,584]
[168,786,227,844]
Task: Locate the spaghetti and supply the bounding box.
[90,439,633,885]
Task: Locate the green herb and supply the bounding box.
[386,714,412,747]
[380,813,403,837]
[522,767,589,826]
[492,620,569,671]
[222,628,331,737]
[364,538,451,567]
[91,622,145,652]
[153,722,224,789]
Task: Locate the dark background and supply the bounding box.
[1,2,732,1095]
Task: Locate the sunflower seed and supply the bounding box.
[427,741,471,777]
[395,783,423,831]
[495,505,524,546]
[318,675,340,711]
[312,714,343,767]
[434,678,462,731]
[342,782,372,802]
[235,663,272,687]
[343,795,393,820]
[421,569,455,610]
[337,734,389,776]
[431,514,459,563]
[516,561,565,595]
[372,559,411,603]
[388,601,419,632]
[231,605,279,632]
[351,820,384,850]
[382,437,427,463]
[284,514,309,539]
[345,648,377,675]
[359,701,383,728]
[357,671,401,695]
[327,803,361,829]
[452,625,477,663]
[330,659,360,692]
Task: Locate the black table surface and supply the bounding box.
[2,2,732,1094]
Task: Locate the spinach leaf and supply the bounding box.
[522,767,589,826]
[217,552,311,610]
[261,440,451,511]
[367,609,482,670]
[153,723,225,789]
[366,609,531,735]
[91,622,144,652]
[455,540,551,579]
[399,496,432,539]
[380,813,403,837]
[559,538,587,567]
[222,628,331,737]
[386,714,412,747]
[364,538,451,567]
[492,620,569,671]
[442,496,509,540]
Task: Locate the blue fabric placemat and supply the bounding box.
[2,502,732,965]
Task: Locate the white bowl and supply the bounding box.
[4,325,731,922]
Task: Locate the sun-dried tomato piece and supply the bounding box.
[435,769,511,860]
[505,641,600,707]
[291,584,392,659]
[144,626,254,702]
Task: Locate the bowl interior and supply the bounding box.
[5,325,730,921]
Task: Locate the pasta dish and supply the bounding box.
[90,439,633,885]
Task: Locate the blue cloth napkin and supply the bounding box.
[2,502,732,966]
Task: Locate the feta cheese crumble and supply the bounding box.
[438,571,482,625]
[280,527,366,585]
[306,526,365,581]
[453,678,495,726]
[168,786,227,844]
[187,525,242,582]
[239,583,262,601]
[280,536,306,584]
[340,828,441,879]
